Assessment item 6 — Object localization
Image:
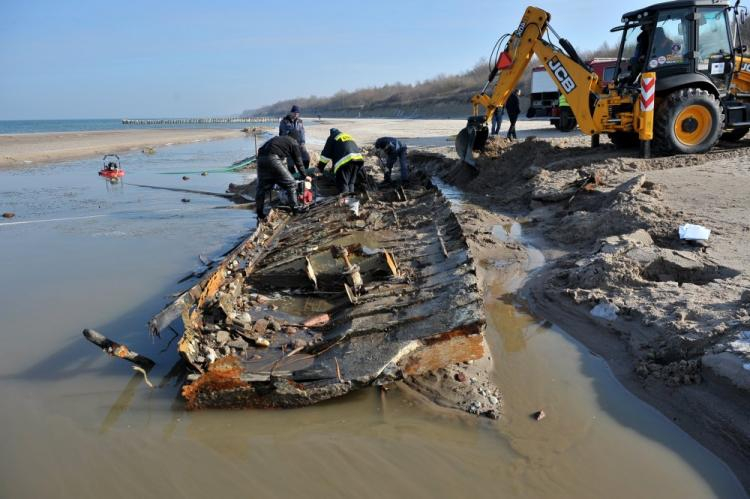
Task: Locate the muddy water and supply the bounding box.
[0,146,746,499]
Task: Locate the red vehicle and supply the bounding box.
[527,58,617,131]
[98,154,125,178]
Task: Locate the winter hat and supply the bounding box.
[330,128,341,136]
[290,105,300,113]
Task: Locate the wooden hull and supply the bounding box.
[151,178,486,409]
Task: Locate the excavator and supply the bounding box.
[457,0,750,166]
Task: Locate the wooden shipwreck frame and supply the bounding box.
[150,178,486,409]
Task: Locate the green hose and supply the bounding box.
[158,156,256,175]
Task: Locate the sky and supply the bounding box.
[1,0,650,120]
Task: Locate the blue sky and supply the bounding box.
[1,0,647,120]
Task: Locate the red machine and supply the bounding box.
[99,154,125,178]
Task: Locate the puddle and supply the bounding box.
[492,223,544,269]
[480,264,746,499]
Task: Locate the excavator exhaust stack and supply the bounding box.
[455,116,489,169]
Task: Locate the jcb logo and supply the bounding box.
[742,62,750,72]
[516,21,526,37]
[547,56,577,93]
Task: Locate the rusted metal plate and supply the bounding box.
[152,177,487,409]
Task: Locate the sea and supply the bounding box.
[0,118,269,134]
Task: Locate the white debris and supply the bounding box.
[361,246,383,256]
[679,224,711,241]
[344,198,360,216]
[590,302,620,321]
[728,331,750,354]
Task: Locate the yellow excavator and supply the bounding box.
[457,0,750,166]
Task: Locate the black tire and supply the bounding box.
[607,132,640,149]
[720,126,749,142]
[653,88,723,154]
[559,108,577,132]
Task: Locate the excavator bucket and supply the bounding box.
[455,116,489,168]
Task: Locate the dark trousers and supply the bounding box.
[256,154,298,219]
[507,114,518,140]
[491,108,504,135]
[335,160,363,194]
[385,147,409,182]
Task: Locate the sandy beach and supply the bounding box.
[0,118,571,170]
[0,128,245,168]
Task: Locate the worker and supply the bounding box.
[491,107,504,135]
[506,88,521,140]
[255,130,307,221]
[279,105,310,167]
[558,93,570,129]
[651,27,675,59]
[317,128,365,194]
[374,136,409,184]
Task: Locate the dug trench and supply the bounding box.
[411,135,750,492]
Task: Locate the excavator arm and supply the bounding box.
[457,6,602,165]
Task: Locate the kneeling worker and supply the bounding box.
[317,128,364,194]
[374,136,409,184]
[255,130,307,221]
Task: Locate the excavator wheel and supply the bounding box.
[653,88,723,155]
[720,126,749,142]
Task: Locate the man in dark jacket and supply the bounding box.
[505,89,521,140]
[317,128,364,194]
[279,105,310,167]
[255,131,307,221]
[374,136,409,184]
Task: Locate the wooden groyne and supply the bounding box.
[122,117,276,125]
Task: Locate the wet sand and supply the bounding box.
[0,128,245,168]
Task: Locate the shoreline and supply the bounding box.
[0,128,246,169]
[523,268,750,493]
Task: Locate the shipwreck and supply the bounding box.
[150,176,494,414]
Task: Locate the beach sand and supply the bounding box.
[0,118,572,170]
[0,128,245,168]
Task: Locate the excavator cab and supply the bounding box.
[612,1,750,149]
